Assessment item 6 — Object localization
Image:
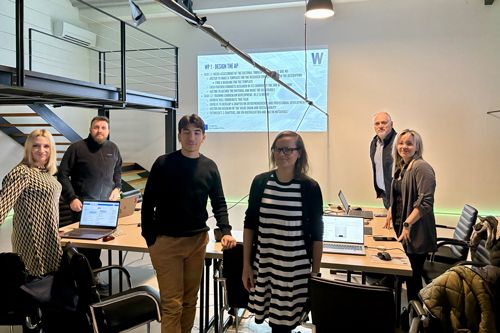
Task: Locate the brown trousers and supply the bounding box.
[149,232,209,333]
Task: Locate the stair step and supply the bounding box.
[122,169,147,176]
[0,113,38,117]
[0,123,50,127]
[126,178,147,186]
[56,142,71,146]
[9,133,64,137]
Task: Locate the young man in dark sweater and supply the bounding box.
[141,114,236,333]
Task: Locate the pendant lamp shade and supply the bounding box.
[305,0,334,19]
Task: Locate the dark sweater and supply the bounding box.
[58,135,122,202]
[141,150,231,246]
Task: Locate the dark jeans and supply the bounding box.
[406,253,427,301]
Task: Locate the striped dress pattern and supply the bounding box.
[0,164,62,277]
[248,173,310,328]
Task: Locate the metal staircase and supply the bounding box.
[0,106,148,195]
[0,105,79,162]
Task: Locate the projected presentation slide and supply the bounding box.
[198,49,328,132]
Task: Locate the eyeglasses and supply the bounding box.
[272,147,300,155]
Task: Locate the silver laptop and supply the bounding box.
[118,194,139,218]
[62,200,120,240]
[322,215,366,255]
[338,190,374,220]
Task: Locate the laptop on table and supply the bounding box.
[118,194,140,218]
[62,200,120,240]
[322,215,366,255]
[338,190,374,220]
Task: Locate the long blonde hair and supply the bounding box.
[21,129,57,175]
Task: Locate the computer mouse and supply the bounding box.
[103,235,115,242]
[377,251,392,261]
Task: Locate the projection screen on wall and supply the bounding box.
[198,48,328,132]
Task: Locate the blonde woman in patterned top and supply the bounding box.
[0,129,62,277]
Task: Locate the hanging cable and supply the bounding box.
[304,0,308,100]
[264,75,272,169]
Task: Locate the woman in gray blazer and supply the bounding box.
[385,129,437,301]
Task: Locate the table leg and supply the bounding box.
[107,250,112,295]
[213,259,220,333]
[119,250,123,292]
[395,276,402,326]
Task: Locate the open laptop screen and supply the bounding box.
[323,215,364,244]
[79,200,120,229]
[338,190,350,212]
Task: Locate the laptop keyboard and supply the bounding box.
[64,228,109,237]
[324,243,364,252]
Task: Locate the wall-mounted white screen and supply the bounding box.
[198,48,328,132]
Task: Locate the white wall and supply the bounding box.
[133,0,500,215]
[2,0,500,217]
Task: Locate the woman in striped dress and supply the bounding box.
[0,129,62,277]
[242,131,323,333]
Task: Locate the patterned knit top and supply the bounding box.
[0,164,62,276]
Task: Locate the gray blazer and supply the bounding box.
[392,158,437,254]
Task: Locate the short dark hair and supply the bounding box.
[178,114,205,134]
[90,116,110,128]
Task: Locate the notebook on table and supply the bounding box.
[61,200,120,240]
[118,194,140,218]
[322,215,366,255]
[338,190,374,220]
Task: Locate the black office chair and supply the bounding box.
[0,253,41,333]
[430,204,478,264]
[28,245,161,333]
[423,213,490,283]
[215,243,248,333]
[309,277,410,332]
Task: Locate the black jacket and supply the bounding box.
[58,135,122,203]
[369,128,396,204]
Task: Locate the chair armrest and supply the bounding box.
[90,285,160,309]
[408,300,426,317]
[436,238,468,248]
[429,239,469,261]
[408,300,429,333]
[93,265,132,289]
[435,224,455,230]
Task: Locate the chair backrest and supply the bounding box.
[222,243,248,308]
[451,204,478,259]
[0,253,29,318]
[52,245,100,312]
[309,277,396,332]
